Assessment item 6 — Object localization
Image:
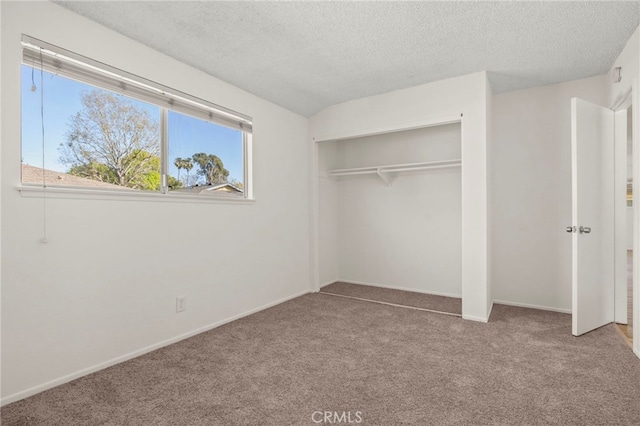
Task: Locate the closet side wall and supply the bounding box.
[318,141,340,286]
[486,75,494,315]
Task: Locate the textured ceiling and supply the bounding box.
[55,1,639,117]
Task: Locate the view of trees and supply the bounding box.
[173,157,194,185]
[60,90,162,190]
[59,90,237,191]
[174,154,230,187]
[192,153,229,185]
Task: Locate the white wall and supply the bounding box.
[311,72,490,322]
[1,1,310,403]
[486,74,494,314]
[628,107,634,251]
[490,75,608,313]
[319,124,462,296]
[608,25,640,357]
[628,208,634,250]
[0,1,3,395]
[317,141,339,286]
[609,27,639,108]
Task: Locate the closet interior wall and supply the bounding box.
[318,123,462,297]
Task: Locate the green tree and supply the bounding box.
[168,176,183,189]
[60,90,160,190]
[125,150,160,190]
[174,157,186,181]
[174,157,194,187]
[192,152,229,185]
[183,158,194,186]
[68,162,117,184]
[174,158,184,181]
[68,150,161,190]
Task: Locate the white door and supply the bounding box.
[571,98,615,336]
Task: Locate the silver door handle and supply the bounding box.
[566,226,576,233]
[579,226,591,234]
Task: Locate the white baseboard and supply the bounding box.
[462,313,490,323]
[332,279,462,299]
[493,299,571,314]
[459,302,494,323]
[318,279,338,290]
[1,289,311,406]
[462,315,489,323]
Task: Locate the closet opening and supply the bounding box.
[316,120,462,316]
[616,105,634,346]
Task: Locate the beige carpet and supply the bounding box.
[321,281,462,315]
[2,294,639,425]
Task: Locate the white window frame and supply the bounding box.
[19,35,254,202]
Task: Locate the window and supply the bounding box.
[167,111,245,195]
[20,35,252,199]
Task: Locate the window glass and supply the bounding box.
[168,111,244,196]
[21,65,161,191]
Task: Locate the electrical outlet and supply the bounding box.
[176,296,186,313]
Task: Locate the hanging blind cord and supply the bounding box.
[39,48,48,244]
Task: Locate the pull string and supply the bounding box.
[39,48,48,244]
[31,60,36,91]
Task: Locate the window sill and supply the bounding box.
[17,185,255,204]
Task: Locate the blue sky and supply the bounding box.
[21,65,243,185]
[168,110,243,184]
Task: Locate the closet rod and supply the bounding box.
[327,159,461,176]
[383,162,461,173]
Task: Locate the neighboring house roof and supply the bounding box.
[172,182,243,195]
[22,164,244,195]
[21,164,129,190]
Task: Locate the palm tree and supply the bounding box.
[183,158,194,186]
[174,157,188,181]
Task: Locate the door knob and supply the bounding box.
[579,226,591,234]
[566,226,576,233]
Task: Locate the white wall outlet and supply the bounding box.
[176,296,186,313]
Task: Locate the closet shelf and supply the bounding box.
[326,159,461,185]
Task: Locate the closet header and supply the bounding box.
[313,113,462,143]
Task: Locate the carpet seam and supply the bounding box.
[317,290,462,317]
